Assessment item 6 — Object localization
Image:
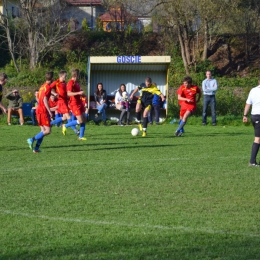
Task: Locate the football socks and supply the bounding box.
[34,131,44,140]
[79,123,86,138]
[51,117,62,126]
[250,142,260,164]
[35,137,43,149]
[65,120,78,128]
[143,117,148,129]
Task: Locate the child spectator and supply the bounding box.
[115,84,131,126]
[120,91,130,111]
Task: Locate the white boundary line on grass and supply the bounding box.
[0,209,259,237]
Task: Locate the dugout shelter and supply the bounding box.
[87,55,171,121]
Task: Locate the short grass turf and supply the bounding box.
[0,123,260,260]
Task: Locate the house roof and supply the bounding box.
[99,8,138,22]
[66,0,102,6]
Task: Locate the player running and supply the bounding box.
[62,69,87,141]
[27,72,54,153]
[175,76,201,136]
[49,70,71,132]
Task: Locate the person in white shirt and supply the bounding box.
[202,70,218,126]
[115,84,130,126]
[243,77,260,166]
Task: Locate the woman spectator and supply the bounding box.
[94,83,107,124]
[115,84,131,126]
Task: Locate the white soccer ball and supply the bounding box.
[131,128,139,136]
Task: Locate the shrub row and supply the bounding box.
[167,86,250,118]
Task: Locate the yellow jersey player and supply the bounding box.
[130,77,165,137]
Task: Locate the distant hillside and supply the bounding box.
[198,35,260,77]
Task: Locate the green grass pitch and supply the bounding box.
[0,123,259,259]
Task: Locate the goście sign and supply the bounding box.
[117,56,141,63]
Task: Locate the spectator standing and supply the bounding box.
[243,77,260,166]
[6,89,24,125]
[0,72,8,115]
[94,83,107,124]
[30,89,39,126]
[115,84,130,126]
[202,70,218,126]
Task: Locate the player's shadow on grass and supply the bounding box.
[68,143,187,152]
[2,231,259,259]
[90,133,178,139]
[192,131,248,137]
[45,141,181,151]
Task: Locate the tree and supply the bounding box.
[0,0,21,72]
[136,0,242,73]
[194,0,240,61]
[82,18,90,32]
[228,0,260,61]
[0,0,74,69]
[150,0,198,74]
[19,0,75,69]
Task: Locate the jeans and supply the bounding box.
[31,109,37,125]
[119,109,130,124]
[202,95,216,124]
[148,105,160,124]
[97,103,107,121]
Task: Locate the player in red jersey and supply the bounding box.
[62,69,87,140]
[48,94,59,119]
[49,70,71,131]
[80,92,89,117]
[175,76,201,136]
[27,72,54,152]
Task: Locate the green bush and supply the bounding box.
[167,86,248,120]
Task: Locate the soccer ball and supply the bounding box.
[131,128,139,136]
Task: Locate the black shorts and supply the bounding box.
[141,100,152,109]
[251,114,260,137]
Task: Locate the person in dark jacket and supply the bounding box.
[148,83,162,125]
[6,89,24,125]
[30,89,39,126]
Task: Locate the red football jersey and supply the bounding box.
[48,97,58,108]
[50,79,67,102]
[67,79,81,106]
[177,85,201,108]
[36,83,52,114]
